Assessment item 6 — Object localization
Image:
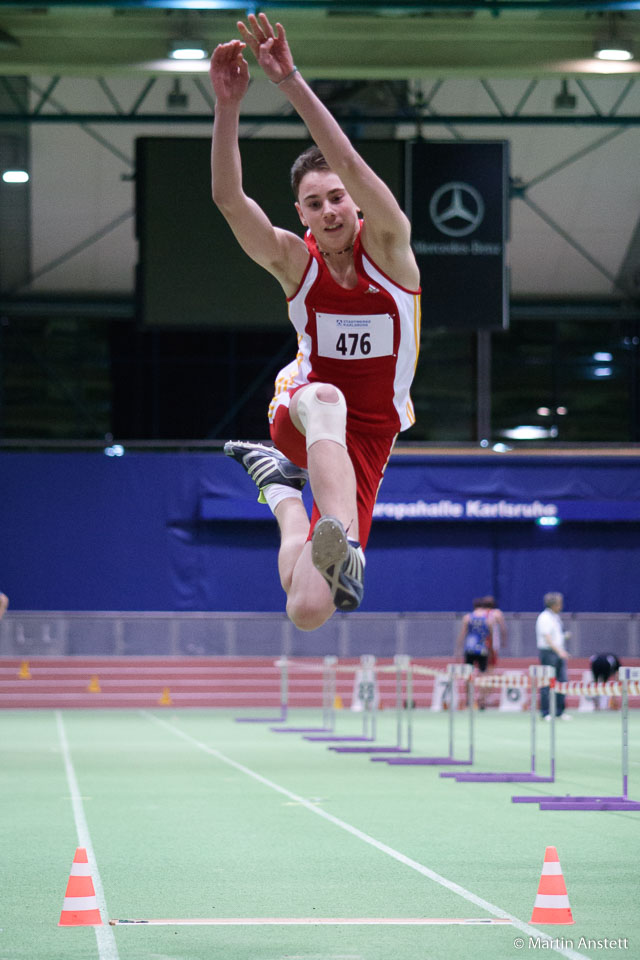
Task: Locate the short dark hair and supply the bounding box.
[291,145,330,199]
[472,596,495,609]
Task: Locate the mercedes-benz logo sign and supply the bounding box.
[429,182,485,238]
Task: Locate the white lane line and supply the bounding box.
[141,711,589,960]
[55,711,120,960]
[109,917,512,925]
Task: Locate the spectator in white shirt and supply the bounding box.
[536,591,571,721]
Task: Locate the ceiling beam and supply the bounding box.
[1,111,639,125]
[0,0,639,10]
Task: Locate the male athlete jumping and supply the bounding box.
[210,14,421,631]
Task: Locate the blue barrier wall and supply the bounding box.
[1,451,638,612]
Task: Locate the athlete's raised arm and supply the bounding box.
[209,38,308,295]
[238,13,419,291]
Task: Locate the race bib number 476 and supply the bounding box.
[316,312,394,360]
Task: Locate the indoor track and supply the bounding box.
[2,708,638,960]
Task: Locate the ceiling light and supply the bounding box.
[594,15,634,61]
[593,351,612,361]
[594,44,634,62]
[500,425,555,441]
[2,169,29,183]
[593,44,633,61]
[536,516,561,528]
[168,38,208,61]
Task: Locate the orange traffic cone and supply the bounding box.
[158,686,172,706]
[58,847,102,926]
[18,660,31,679]
[87,675,101,693]
[530,846,574,925]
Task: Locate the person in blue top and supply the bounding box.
[456,596,507,709]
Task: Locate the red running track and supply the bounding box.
[0,656,638,710]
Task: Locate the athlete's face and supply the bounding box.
[295,170,360,252]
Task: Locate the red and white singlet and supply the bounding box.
[268,227,421,436]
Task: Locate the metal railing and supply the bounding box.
[1,610,638,660]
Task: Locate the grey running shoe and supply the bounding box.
[224,441,308,503]
[311,515,365,612]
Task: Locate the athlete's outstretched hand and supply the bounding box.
[237,13,295,84]
[209,39,250,104]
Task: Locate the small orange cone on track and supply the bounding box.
[58,848,102,926]
[158,686,172,706]
[18,660,31,679]
[530,846,574,925]
[87,675,101,693]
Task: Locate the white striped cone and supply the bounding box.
[530,846,574,925]
[58,847,102,926]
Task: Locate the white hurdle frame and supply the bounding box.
[270,656,338,734]
[304,654,378,744]
[516,666,640,811]
[234,657,289,724]
[382,663,473,767]
[333,654,414,755]
[447,665,556,784]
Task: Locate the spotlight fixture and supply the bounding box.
[168,38,208,61]
[593,14,634,61]
[167,78,188,109]
[553,79,576,111]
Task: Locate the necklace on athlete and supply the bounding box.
[319,242,354,258]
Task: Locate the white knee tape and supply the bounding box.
[296,383,347,450]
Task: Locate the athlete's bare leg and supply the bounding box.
[226,383,362,630]
[273,498,335,631]
[290,383,359,540]
[275,382,361,631]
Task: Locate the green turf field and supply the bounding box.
[1,708,638,960]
